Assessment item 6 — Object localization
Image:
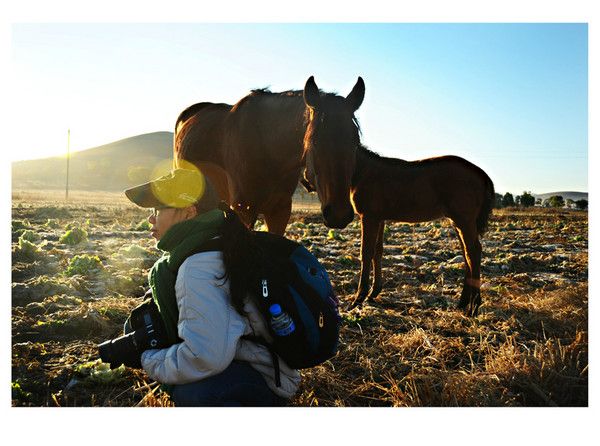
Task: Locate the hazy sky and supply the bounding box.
[9,22,588,195]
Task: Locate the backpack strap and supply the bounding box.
[241,334,281,388]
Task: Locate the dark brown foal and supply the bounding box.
[349,146,494,317]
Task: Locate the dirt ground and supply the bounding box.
[11,195,588,406]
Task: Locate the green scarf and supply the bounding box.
[149,209,225,345]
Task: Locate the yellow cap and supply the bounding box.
[124,168,217,209]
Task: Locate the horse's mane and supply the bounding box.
[357,144,409,166]
[249,88,303,97]
[230,88,306,113]
[353,117,362,137]
[239,87,342,106]
[248,87,341,99]
[231,87,357,134]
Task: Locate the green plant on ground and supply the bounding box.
[19,229,41,243]
[66,254,103,276]
[254,222,268,232]
[133,219,151,231]
[119,244,152,259]
[338,255,356,267]
[75,360,126,384]
[60,227,88,245]
[12,381,32,402]
[12,220,31,232]
[383,225,391,242]
[104,272,145,295]
[15,276,75,300]
[13,236,42,262]
[290,221,307,229]
[44,219,61,229]
[327,229,345,241]
[36,319,66,330]
[342,313,372,328]
[398,224,412,233]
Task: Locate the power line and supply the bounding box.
[65,129,70,202]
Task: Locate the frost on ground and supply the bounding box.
[11,200,588,407]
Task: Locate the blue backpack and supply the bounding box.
[250,231,341,371]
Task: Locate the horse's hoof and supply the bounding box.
[346,297,366,310]
[365,296,379,306]
[461,303,480,317]
[368,288,382,300]
[348,301,362,310]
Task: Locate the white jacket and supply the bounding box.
[141,251,301,399]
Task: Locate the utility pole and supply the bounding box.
[65,129,70,201]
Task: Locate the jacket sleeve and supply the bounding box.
[140,252,247,385]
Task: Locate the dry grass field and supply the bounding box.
[11,190,588,407]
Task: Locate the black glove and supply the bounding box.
[119,351,143,370]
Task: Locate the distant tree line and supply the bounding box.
[494,191,588,210]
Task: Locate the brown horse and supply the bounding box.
[348,145,495,316]
[174,76,365,235]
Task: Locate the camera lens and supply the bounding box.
[97,332,139,368]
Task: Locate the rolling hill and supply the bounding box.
[12,133,586,206]
[11,132,174,192]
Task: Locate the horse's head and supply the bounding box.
[303,76,365,229]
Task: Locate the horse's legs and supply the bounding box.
[263,198,292,236]
[453,225,471,310]
[349,216,380,309]
[465,229,482,316]
[367,221,385,300]
[454,220,482,316]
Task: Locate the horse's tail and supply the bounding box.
[477,172,495,236]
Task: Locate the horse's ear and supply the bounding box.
[346,76,365,112]
[303,76,321,109]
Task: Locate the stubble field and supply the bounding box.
[11,191,588,406]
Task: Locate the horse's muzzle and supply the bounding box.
[322,205,354,229]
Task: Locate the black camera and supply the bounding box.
[98,296,168,369]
